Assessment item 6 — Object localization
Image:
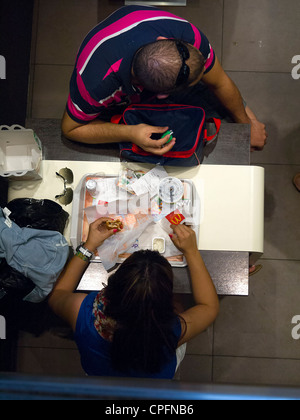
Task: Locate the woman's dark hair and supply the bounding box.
[104,250,180,374]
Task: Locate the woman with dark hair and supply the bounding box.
[48,217,219,378]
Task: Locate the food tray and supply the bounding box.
[70,173,200,268]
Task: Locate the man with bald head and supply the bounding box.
[62,5,267,155]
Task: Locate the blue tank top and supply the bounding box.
[74,292,182,378]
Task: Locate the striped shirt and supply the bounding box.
[67,5,216,123]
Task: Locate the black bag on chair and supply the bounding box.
[0,199,69,301]
[6,198,69,234]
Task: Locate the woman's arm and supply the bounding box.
[48,217,118,331]
[170,224,219,346]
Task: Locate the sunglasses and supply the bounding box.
[175,41,190,87]
[55,167,74,206]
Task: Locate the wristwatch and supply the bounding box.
[75,244,94,262]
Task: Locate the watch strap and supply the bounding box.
[76,245,94,261]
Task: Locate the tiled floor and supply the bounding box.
[17,0,300,386]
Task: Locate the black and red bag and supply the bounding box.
[113,103,221,166]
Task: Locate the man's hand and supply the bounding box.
[245,106,268,151]
[249,118,268,151]
[131,124,176,155]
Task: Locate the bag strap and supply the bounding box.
[204,118,221,142]
[111,114,123,124]
[111,103,204,124]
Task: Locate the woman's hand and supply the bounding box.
[169,224,198,257]
[131,124,176,155]
[84,217,120,252]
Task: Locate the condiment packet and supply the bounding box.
[165,210,186,225]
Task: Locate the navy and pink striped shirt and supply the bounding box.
[67,5,216,123]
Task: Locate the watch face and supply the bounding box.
[82,247,91,256]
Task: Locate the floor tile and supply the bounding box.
[18,329,77,350]
[98,0,125,21]
[223,0,300,72]
[16,346,85,377]
[186,326,214,356]
[35,0,98,65]
[213,260,300,360]
[163,0,224,62]
[180,355,212,383]
[214,356,300,387]
[226,72,300,165]
[262,164,300,260]
[31,64,73,118]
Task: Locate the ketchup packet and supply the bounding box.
[165,210,185,225]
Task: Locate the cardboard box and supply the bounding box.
[0,125,42,181]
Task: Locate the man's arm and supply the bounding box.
[202,57,267,150]
[62,109,134,145]
[61,110,176,155]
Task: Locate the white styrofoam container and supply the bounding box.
[0,125,42,181]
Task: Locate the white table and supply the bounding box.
[8,160,264,295]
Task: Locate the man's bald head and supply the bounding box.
[132,39,206,94]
